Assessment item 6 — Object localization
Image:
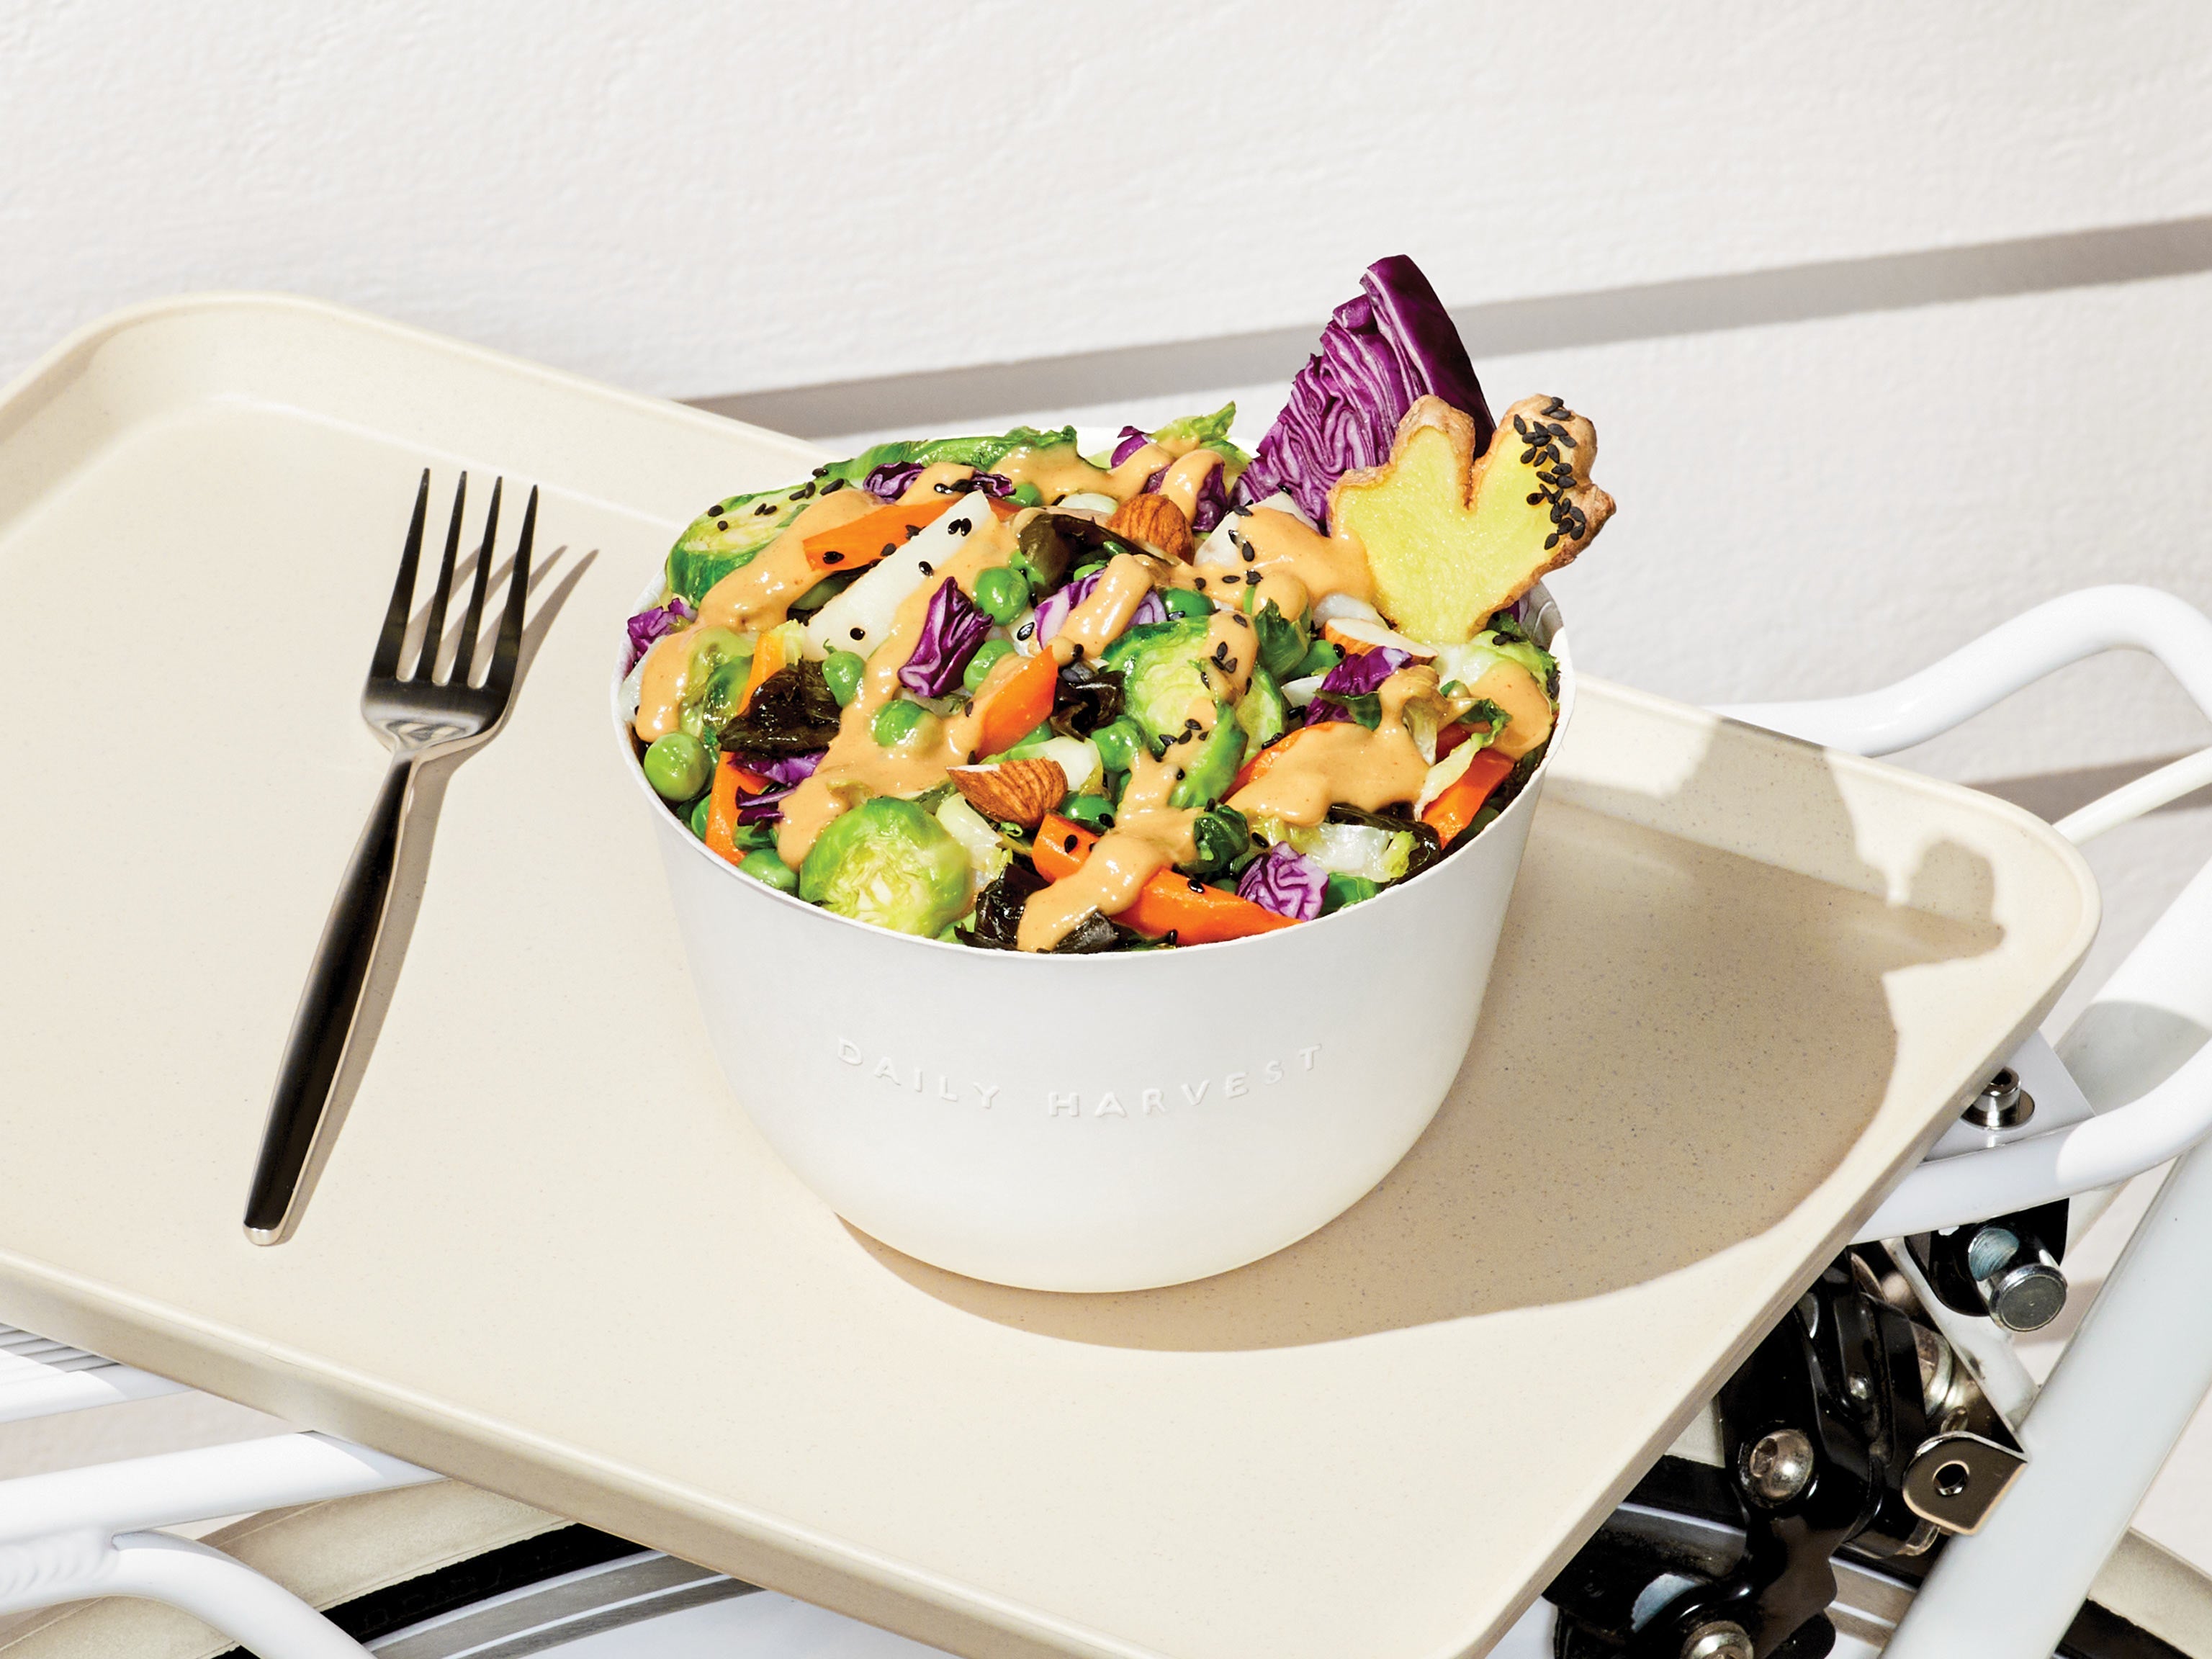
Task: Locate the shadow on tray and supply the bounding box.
[853,712,2006,1350]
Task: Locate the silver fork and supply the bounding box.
[244,470,539,1245]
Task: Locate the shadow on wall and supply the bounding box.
[854,716,2003,1349]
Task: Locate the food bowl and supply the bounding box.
[615,583,1570,1292]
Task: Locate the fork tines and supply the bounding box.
[372,470,539,693]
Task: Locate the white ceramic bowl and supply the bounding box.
[616,586,1570,1292]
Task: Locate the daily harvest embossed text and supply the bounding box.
[835,1038,1322,1116]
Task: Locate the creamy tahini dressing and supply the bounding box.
[1465,660,1553,759]
[1235,507,1375,608]
[1020,608,1260,950]
[633,624,698,742]
[774,513,1019,869]
[1228,667,1440,827]
[697,490,878,634]
[670,431,1556,951]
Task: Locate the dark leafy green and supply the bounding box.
[717,660,843,756]
[1048,662,1126,738]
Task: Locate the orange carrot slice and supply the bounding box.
[1032,814,1298,944]
[1420,748,1514,845]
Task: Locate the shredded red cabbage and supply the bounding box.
[624,598,693,674]
[1305,646,1413,725]
[750,751,823,786]
[1236,256,1493,531]
[1236,842,1328,920]
[1138,454,1230,533]
[734,784,794,826]
[899,580,994,698]
[864,462,925,502]
[1033,571,1168,646]
[1109,426,1151,466]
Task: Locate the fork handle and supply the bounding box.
[244,755,421,1245]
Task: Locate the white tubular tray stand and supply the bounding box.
[0,1362,435,1659]
[1726,584,2212,1658]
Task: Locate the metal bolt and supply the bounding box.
[1963,1069,2035,1130]
[1987,1256,2068,1333]
[1681,1622,1755,1659]
[1741,1427,1816,1504]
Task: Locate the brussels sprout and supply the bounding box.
[673,627,754,741]
[1100,616,1213,743]
[1233,667,1287,763]
[799,799,971,936]
[642,732,712,801]
[1168,703,1242,811]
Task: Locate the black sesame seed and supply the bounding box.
[755,502,778,516]
[822,551,845,565]
[1174,768,1186,780]
[1195,577,1208,588]
[904,523,924,540]
[1064,834,1079,853]
[948,519,972,535]
[850,626,866,640]
[1017,621,1034,639]
[1240,546,1255,563]
[1187,878,1205,894]
[1164,929,1179,946]
[822,477,845,493]
[1070,643,1086,660]
[880,542,896,559]
[918,561,933,575]
[794,482,817,499]
[717,519,729,531]
[1244,571,1260,585]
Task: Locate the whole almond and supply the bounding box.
[1105,493,1195,561]
[949,757,1068,829]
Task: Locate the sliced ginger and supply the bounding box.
[1330,394,1614,644]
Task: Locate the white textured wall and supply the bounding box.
[4,1,2210,397]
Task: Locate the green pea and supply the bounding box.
[872,698,931,747]
[688,792,714,840]
[962,637,1015,693]
[974,567,1027,624]
[1163,588,1215,619]
[1295,639,1344,678]
[642,732,713,801]
[1061,796,1116,832]
[823,649,866,707]
[739,848,800,894]
[1090,716,1146,776]
[1010,481,1044,506]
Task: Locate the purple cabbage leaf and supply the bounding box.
[1304,646,1413,727]
[1236,842,1328,921]
[624,597,694,674]
[899,580,994,697]
[1236,256,1493,531]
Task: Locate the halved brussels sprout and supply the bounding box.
[799,799,971,936]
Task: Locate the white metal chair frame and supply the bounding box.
[4,582,2211,1659]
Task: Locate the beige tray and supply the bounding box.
[0,297,2098,1659]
